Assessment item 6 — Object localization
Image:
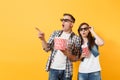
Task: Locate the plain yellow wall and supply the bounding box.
[0,0,120,80]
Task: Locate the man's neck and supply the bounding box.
[63,30,72,34]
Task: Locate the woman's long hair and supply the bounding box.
[78,22,95,50]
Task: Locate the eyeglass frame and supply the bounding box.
[79,27,90,31]
[60,18,73,23]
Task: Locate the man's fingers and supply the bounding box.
[35,27,41,32]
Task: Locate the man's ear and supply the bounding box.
[70,23,74,28]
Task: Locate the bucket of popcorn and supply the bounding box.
[82,47,89,53]
[54,37,67,50]
[82,47,90,57]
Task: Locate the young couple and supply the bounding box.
[36,13,104,80]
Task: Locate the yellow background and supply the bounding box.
[0,0,120,80]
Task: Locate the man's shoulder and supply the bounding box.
[51,30,63,36]
[71,32,80,38]
[53,30,62,33]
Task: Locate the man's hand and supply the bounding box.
[35,27,45,40]
[61,49,70,56]
[61,49,77,61]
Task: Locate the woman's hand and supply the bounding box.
[81,52,90,58]
[89,26,94,32]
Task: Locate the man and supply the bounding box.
[36,13,81,80]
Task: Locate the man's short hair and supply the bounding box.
[63,13,75,23]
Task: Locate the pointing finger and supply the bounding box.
[35,27,41,32]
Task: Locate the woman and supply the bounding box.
[77,22,104,80]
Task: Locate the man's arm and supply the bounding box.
[36,27,49,52]
[61,49,77,61]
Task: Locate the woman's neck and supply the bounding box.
[83,37,88,43]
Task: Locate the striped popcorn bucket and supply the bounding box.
[82,47,90,57]
[54,37,67,50]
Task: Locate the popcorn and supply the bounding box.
[82,47,90,57]
[82,47,89,54]
[54,37,67,50]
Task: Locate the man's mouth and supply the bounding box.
[62,24,64,28]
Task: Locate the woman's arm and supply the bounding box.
[89,27,104,46]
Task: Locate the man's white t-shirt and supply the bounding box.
[50,32,71,70]
[79,42,101,73]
